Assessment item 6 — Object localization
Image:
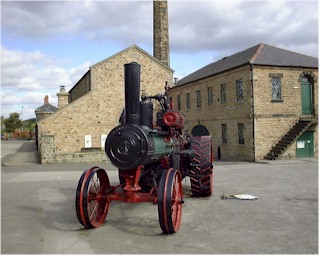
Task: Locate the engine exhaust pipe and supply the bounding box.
[124,62,141,125]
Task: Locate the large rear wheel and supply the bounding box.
[158,168,183,234]
[75,167,111,228]
[190,136,213,197]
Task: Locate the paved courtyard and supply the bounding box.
[1,140,318,254]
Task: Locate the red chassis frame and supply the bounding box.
[110,166,158,204]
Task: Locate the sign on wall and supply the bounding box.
[84,135,92,148]
[297,141,305,149]
[101,134,107,148]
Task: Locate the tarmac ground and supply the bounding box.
[1,140,318,254]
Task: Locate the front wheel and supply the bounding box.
[158,168,183,234]
[75,167,111,228]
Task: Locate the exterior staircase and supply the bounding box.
[264,115,318,160]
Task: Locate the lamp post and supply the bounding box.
[21,106,24,132]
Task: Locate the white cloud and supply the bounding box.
[2,1,153,46]
[2,1,318,57]
[1,46,91,119]
[1,46,70,90]
[1,0,318,119]
[169,0,318,57]
[2,1,83,39]
[69,61,91,84]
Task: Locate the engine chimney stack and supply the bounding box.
[124,62,141,125]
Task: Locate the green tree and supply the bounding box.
[1,115,5,134]
[3,112,22,133]
[23,118,36,131]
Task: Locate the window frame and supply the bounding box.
[196,90,201,107]
[238,123,244,144]
[186,92,190,109]
[269,73,283,102]
[220,83,226,104]
[222,123,227,144]
[207,87,213,106]
[236,79,243,102]
[271,77,282,101]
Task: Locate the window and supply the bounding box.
[220,84,226,104]
[222,124,227,144]
[207,87,213,106]
[238,123,244,144]
[196,90,201,107]
[272,77,282,101]
[186,93,190,109]
[236,79,243,102]
[177,95,181,110]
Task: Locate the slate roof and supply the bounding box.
[175,43,318,87]
[35,103,58,114]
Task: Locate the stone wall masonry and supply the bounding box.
[39,135,55,164]
[170,66,254,161]
[253,66,318,116]
[36,113,54,123]
[55,151,108,164]
[69,71,90,102]
[253,66,318,159]
[254,116,298,159]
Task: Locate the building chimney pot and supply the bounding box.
[44,95,49,104]
[57,86,69,109]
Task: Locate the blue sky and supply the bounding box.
[1,0,319,120]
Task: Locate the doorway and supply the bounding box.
[191,125,209,136]
[301,77,313,115]
[296,131,314,158]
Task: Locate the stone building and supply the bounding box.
[37,45,173,163]
[169,43,318,161]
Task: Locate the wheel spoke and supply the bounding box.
[172,172,182,230]
[89,200,99,222]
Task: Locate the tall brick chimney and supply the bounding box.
[57,85,69,109]
[153,0,170,67]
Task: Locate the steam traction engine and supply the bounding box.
[75,62,213,234]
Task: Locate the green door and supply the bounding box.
[296,132,314,158]
[301,78,312,115]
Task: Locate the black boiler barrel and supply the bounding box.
[140,101,153,128]
[124,62,141,125]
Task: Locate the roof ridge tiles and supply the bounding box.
[249,43,264,63]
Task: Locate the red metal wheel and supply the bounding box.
[76,168,89,226]
[190,136,214,197]
[75,167,111,229]
[158,168,183,234]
